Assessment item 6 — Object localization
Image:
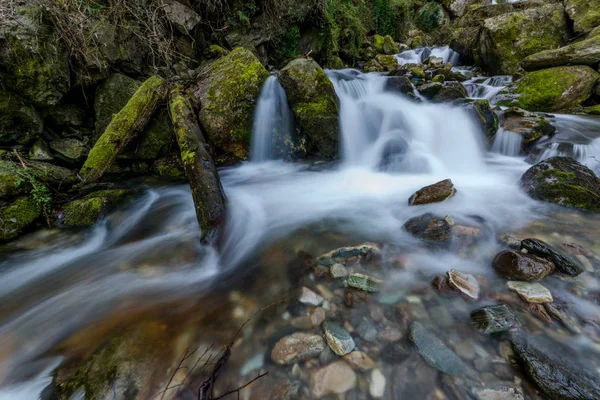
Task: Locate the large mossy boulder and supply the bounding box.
[364,55,401,72]
[0,196,40,243]
[0,4,70,107]
[502,108,555,147]
[520,157,600,212]
[94,73,172,161]
[0,159,77,201]
[278,58,339,158]
[0,90,43,145]
[443,0,491,18]
[476,4,569,75]
[496,66,599,112]
[59,190,132,228]
[564,0,600,36]
[192,47,269,161]
[521,36,600,72]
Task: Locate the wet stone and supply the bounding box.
[409,322,465,376]
[498,234,522,249]
[447,269,480,300]
[316,242,381,266]
[291,316,313,330]
[310,360,357,398]
[408,179,457,205]
[330,263,349,278]
[507,281,553,303]
[270,332,326,365]
[471,304,516,334]
[311,307,326,326]
[404,213,454,245]
[543,302,582,334]
[369,369,386,398]
[299,287,324,306]
[380,341,411,364]
[521,238,585,277]
[324,322,355,356]
[492,250,554,281]
[344,351,377,371]
[347,273,382,292]
[432,274,455,296]
[357,318,378,342]
[377,327,403,342]
[474,386,524,400]
[512,334,600,400]
[345,288,369,308]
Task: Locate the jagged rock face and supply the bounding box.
[443,0,491,18]
[278,58,339,159]
[520,157,600,212]
[497,66,599,112]
[502,108,556,148]
[564,0,600,35]
[192,48,269,161]
[476,4,569,75]
[0,4,70,107]
[521,35,600,72]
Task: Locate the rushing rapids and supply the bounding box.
[2,50,600,399]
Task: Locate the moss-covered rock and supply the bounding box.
[0,159,77,196]
[564,0,600,35]
[450,26,480,65]
[151,154,185,179]
[364,54,400,72]
[417,2,446,33]
[204,44,229,59]
[431,82,467,102]
[373,35,385,53]
[520,157,600,212]
[191,47,269,161]
[94,74,172,161]
[0,196,40,242]
[28,139,53,161]
[278,58,339,158]
[49,138,89,165]
[0,4,70,107]
[502,108,556,147]
[453,99,499,140]
[456,3,517,28]
[0,89,43,145]
[81,76,168,183]
[382,35,399,55]
[444,0,491,18]
[521,36,600,72]
[496,66,599,112]
[59,189,132,228]
[476,4,569,75]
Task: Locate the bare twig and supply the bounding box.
[212,372,269,400]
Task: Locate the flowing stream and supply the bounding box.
[1,56,600,399]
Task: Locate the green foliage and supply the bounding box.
[417,1,444,32]
[11,166,51,223]
[374,0,396,36]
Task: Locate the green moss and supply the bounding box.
[565,0,600,35]
[0,196,40,242]
[0,89,43,145]
[583,105,600,115]
[411,67,426,79]
[80,76,167,183]
[432,74,445,83]
[61,190,131,228]
[538,182,600,211]
[374,34,385,53]
[204,44,229,59]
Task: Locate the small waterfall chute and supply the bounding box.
[250,76,294,162]
[394,46,460,66]
[491,128,523,157]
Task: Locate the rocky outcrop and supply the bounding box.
[564,0,600,35]
[453,99,498,140]
[0,4,70,107]
[0,90,43,145]
[80,76,168,183]
[476,4,569,75]
[497,66,599,112]
[443,0,491,18]
[169,91,226,241]
[521,36,600,71]
[278,58,339,158]
[365,55,401,72]
[192,47,269,161]
[0,196,40,242]
[502,108,556,147]
[0,159,77,201]
[520,157,600,212]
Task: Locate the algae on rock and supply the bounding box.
[564,0,600,35]
[191,47,269,161]
[521,36,600,72]
[169,90,226,240]
[80,76,168,183]
[60,189,132,228]
[0,90,43,145]
[0,196,41,242]
[278,58,339,158]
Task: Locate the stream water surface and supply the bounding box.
[1,52,600,399]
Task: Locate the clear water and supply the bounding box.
[395,46,460,66]
[1,69,600,399]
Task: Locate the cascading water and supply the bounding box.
[395,46,460,66]
[464,75,512,101]
[3,60,600,399]
[491,128,523,157]
[250,75,294,162]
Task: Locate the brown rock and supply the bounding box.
[310,360,357,398]
[344,351,377,371]
[492,250,554,281]
[447,269,480,300]
[408,179,456,205]
[271,332,326,365]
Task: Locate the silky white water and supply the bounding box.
[2,68,600,398]
[395,46,460,66]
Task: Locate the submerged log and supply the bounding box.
[169,90,226,240]
[79,76,168,183]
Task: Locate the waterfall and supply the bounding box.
[395,46,460,66]
[464,75,512,101]
[326,69,486,174]
[250,76,294,162]
[491,129,522,156]
[534,138,600,173]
